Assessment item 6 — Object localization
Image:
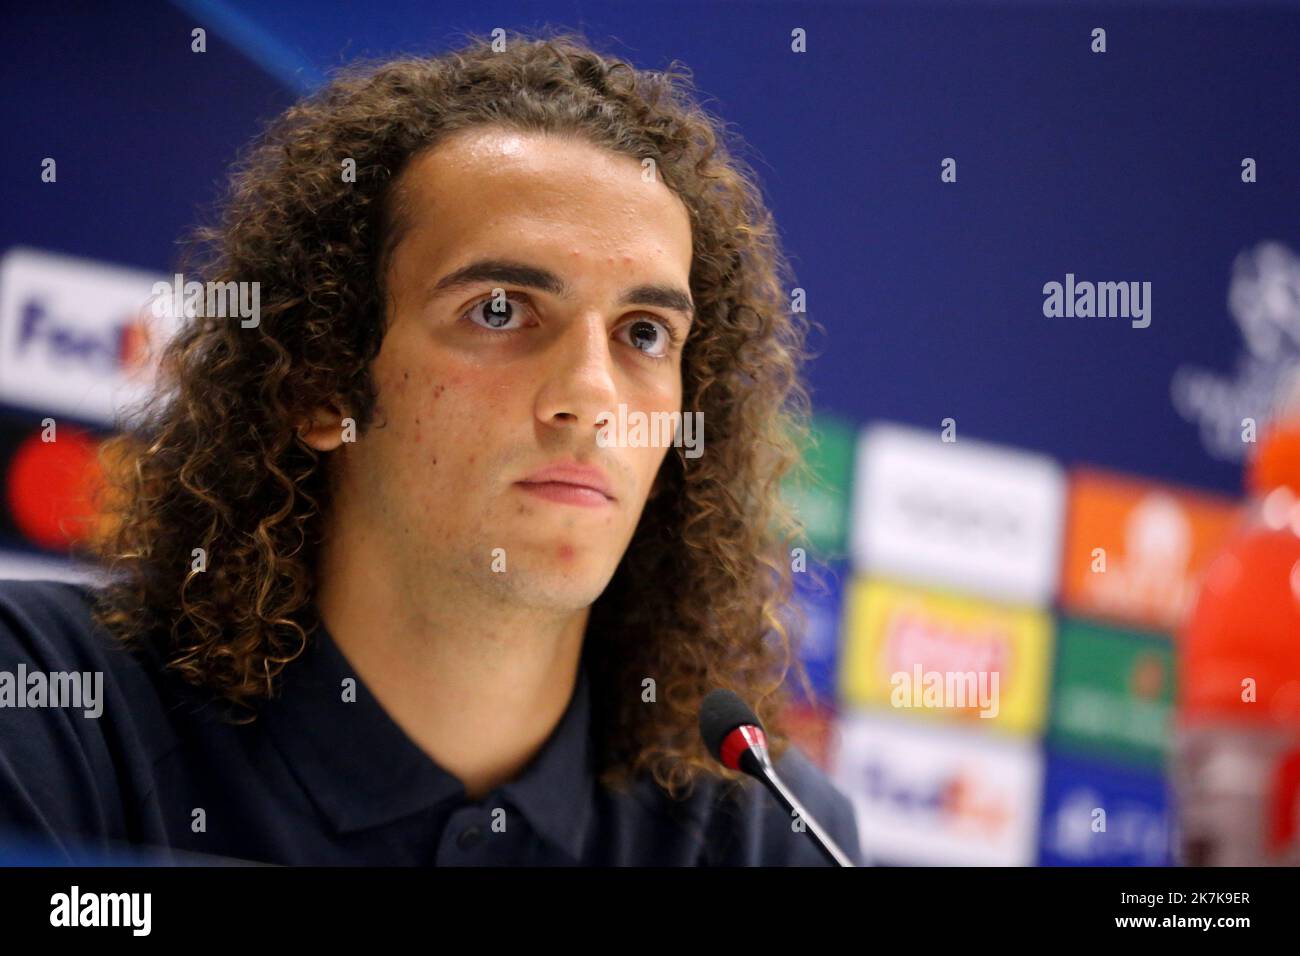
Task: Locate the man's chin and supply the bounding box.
[497,577,610,612]
[474,549,616,606]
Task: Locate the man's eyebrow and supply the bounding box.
[619,283,695,321]
[430,258,695,320]
[432,259,565,297]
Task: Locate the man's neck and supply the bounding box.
[312,538,590,802]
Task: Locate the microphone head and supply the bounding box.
[699,688,764,763]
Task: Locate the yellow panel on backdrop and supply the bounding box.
[840,577,1053,737]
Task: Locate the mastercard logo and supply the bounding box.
[5,424,108,551]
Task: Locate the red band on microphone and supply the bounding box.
[719,725,767,770]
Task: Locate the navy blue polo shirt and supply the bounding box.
[0,579,864,866]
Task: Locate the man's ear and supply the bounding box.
[296,398,352,452]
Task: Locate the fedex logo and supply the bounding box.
[17,299,146,371]
[857,760,1012,837]
[0,247,171,423]
[830,712,1042,864]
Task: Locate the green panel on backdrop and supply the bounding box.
[781,415,856,559]
[1049,616,1175,767]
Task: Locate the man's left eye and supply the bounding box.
[620,318,671,358]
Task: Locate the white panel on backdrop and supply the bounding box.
[0,247,176,425]
[829,708,1043,866]
[850,423,1065,606]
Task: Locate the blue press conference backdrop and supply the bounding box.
[5,0,1300,498]
[6,0,1299,495]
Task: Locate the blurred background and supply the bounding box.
[2,0,1299,865]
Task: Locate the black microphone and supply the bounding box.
[698,688,856,867]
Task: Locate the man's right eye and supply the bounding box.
[463,292,529,331]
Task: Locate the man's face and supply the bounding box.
[317,127,694,612]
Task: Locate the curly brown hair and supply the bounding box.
[85,29,817,800]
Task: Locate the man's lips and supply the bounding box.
[514,462,615,506]
[514,481,613,507]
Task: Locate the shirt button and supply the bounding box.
[457,825,483,850]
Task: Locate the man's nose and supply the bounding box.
[534,313,620,430]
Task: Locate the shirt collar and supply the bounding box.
[259,616,596,861]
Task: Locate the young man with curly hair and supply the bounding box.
[0,32,863,866]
